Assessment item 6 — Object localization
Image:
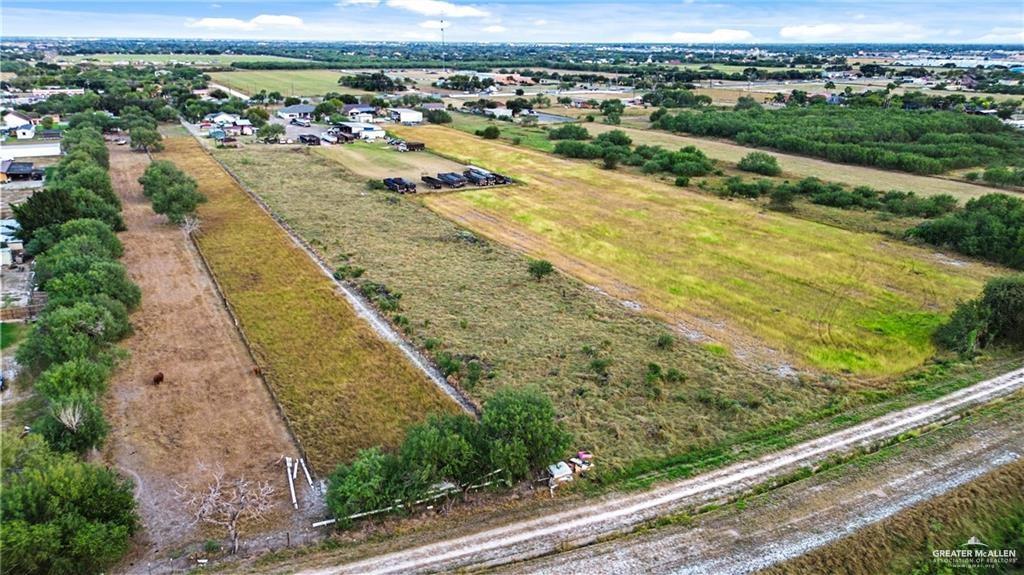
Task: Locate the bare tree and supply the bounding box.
[54,401,84,431]
[180,215,201,237]
[177,466,276,554]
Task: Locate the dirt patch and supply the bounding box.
[101,145,316,570]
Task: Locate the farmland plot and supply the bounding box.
[208,70,368,98]
[391,125,1005,376]
[156,136,457,472]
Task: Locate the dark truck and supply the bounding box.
[465,165,511,185]
[463,170,490,186]
[298,134,321,146]
[437,172,467,188]
[382,178,417,193]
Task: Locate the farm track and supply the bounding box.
[291,367,1024,575]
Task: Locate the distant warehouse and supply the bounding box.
[388,108,423,124]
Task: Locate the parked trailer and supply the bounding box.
[421,175,444,189]
[463,171,490,186]
[396,178,417,193]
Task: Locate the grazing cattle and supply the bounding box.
[253,366,262,376]
[152,372,164,385]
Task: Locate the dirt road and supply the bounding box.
[295,367,1024,575]
[102,145,315,570]
[490,412,1024,574]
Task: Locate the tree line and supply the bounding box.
[654,107,1024,175]
[327,386,571,527]
[5,120,141,574]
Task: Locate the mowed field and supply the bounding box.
[313,140,466,180]
[156,136,457,472]
[581,123,1011,201]
[208,70,367,97]
[392,125,1004,376]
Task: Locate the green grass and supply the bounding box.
[447,112,556,152]
[208,70,370,98]
[158,137,457,472]
[392,125,1006,376]
[0,322,26,350]
[61,53,309,65]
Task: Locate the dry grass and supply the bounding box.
[762,458,1024,575]
[156,136,457,472]
[581,123,1014,201]
[212,143,831,472]
[312,141,465,181]
[391,125,1006,376]
[208,70,369,98]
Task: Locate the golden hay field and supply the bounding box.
[157,136,457,472]
[392,125,1005,376]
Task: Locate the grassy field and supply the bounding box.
[391,125,1005,376]
[313,141,465,180]
[208,70,368,98]
[156,136,457,471]
[581,123,1011,201]
[447,112,556,152]
[61,53,307,65]
[210,143,842,471]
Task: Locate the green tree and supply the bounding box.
[16,301,122,371]
[46,260,142,311]
[257,123,285,143]
[527,259,554,281]
[425,109,452,124]
[325,447,404,526]
[480,386,571,482]
[138,160,206,224]
[26,218,122,258]
[129,126,163,153]
[34,358,111,401]
[980,274,1024,345]
[0,433,137,575]
[35,392,110,454]
[12,187,79,242]
[400,414,479,487]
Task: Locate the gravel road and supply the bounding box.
[297,367,1024,575]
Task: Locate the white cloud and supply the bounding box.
[532,19,548,26]
[186,14,304,30]
[483,25,507,32]
[671,28,753,42]
[972,27,1024,43]
[386,0,488,18]
[337,0,380,5]
[210,3,222,8]
[779,22,928,42]
[419,19,448,28]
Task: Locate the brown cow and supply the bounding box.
[152,372,164,385]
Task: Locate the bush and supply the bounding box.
[936,274,1024,355]
[528,259,554,280]
[674,176,689,187]
[737,152,782,176]
[425,109,452,124]
[768,186,796,211]
[909,194,1024,269]
[400,414,480,487]
[0,432,137,575]
[481,386,572,482]
[476,126,500,139]
[548,123,590,140]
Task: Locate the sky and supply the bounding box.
[2,0,1023,44]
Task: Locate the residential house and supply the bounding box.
[420,102,445,111]
[388,108,423,124]
[342,104,376,120]
[276,103,315,120]
[2,110,32,130]
[202,112,240,125]
[15,125,35,139]
[484,107,514,119]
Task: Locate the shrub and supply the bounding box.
[425,109,452,124]
[656,333,675,349]
[527,259,555,280]
[548,123,590,140]
[737,152,782,176]
[674,176,689,187]
[325,447,405,527]
[480,386,572,482]
[0,432,137,575]
[909,194,1024,269]
[476,126,500,139]
[936,274,1024,355]
[768,186,796,211]
[400,414,480,486]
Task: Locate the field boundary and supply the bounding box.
[187,132,480,416]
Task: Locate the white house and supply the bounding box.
[0,141,62,160]
[3,111,32,130]
[337,122,386,141]
[202,112,240,125]
[388,108,423,124]
[15,125,35,139]
[276,103,315,120]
